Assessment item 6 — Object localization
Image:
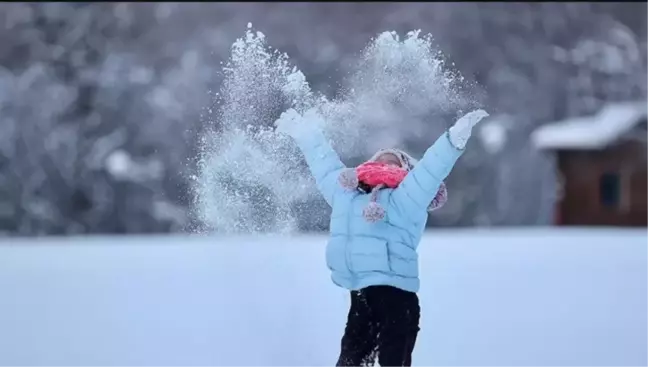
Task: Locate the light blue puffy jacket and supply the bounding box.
[290,125,464,293]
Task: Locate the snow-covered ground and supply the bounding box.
[0,228,645,366]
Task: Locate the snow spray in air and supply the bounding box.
[192,24,478,234]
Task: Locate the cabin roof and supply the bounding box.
[532,101,647,150]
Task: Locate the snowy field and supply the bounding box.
[0,228,645,366]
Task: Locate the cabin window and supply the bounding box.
[599,172,621,208]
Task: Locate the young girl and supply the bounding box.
[275,108,488,366]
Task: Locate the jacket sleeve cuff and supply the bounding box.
[445,130,466,152]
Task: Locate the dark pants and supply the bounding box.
[336,285,420,367]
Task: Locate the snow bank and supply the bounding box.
[0,228,645,366]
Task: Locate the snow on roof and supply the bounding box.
[532,101,648,150]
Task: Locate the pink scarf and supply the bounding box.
[356,161,408,188]
[338,162,448,222]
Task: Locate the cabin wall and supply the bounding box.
[557,141,647,226]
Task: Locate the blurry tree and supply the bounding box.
[0,2,644,234]
[0,3,212,234]
[405,2,648,226]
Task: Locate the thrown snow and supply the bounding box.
[193,25,478,235]
[0,228,645,366]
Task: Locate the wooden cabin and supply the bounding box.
[532,101,647,227]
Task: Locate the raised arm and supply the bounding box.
[390,110,489,216]
[274,108,347,207]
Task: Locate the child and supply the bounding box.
[275,108,488,366]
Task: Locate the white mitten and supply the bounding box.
[448,109,489,150]
[274,107,325,140]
